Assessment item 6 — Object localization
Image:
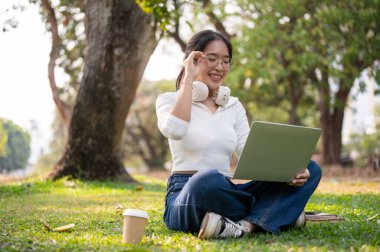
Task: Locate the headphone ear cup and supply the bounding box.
[215,86,231,106]
[192,81,209,101]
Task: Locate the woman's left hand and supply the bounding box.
[287,168,310,186]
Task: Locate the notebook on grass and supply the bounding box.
[233,121,321,182]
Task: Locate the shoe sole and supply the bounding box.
[198,212,221,239]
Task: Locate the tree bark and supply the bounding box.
[319,70,351,165]
[49,0,157,181]
[288,73,303,125]
[330,86,350,163]
[318,67,334,164]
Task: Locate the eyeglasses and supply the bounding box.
[205,54,232,69]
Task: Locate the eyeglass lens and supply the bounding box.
[205,54,231,68]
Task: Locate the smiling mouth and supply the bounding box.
[209,74,222,81]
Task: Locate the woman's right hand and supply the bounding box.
[183,51,206,81]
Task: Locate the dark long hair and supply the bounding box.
[175,30,232,90]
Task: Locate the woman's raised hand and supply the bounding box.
[183,51,206,81]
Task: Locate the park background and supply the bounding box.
[0,0,379,178]
[0,1,379,251]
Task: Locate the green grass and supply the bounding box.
[0,175,379,252]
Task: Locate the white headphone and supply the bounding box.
[191,81,231,106]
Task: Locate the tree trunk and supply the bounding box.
[319,71,350,165]
[318,68,335,164]
[330,85,350,164]
[288,74,303,125]
[49,0,157,181]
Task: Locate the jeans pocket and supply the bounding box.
[165,175,190,207]
[167,180,186,195]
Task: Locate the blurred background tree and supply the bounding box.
[227,0,380,165]
[343,105,380,168]
[0,118,31,173]
[0,120,8,157]
[34,111,66,175]
[122,80,171,171]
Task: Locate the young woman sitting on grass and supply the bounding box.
[155,30,322,239]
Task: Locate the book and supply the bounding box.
[305,212,346,223]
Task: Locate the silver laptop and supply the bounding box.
[233,121,321,182]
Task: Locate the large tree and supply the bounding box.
[48,0,157,180]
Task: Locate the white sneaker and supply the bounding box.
[198,212,251,239]
[294,211,306,228]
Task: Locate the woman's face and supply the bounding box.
[195,39,231,91]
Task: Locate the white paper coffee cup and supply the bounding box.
[122,209,149,244]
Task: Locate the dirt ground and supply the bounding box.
[316,166,380,194]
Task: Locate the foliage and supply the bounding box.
[226,0,322,125]
[136,0,233,40]
[0,118,31,172]
[0,176,379,251]
[228,0,380,125]
[225,0,380,164]
[136,0,172,31]
[0,120,8,157]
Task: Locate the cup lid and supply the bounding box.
[123,209,149,219]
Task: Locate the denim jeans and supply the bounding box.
[164,160,322,234]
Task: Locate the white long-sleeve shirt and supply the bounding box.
[156,92,250,177]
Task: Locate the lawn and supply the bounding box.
[0,172,379,252]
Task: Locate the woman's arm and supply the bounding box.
[169,51,205,122]
[235,101,250,159]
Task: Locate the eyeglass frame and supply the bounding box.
[204,53,232,69]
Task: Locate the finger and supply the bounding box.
[296,169,306,176]
[190,51,206,62]
[184,52,204,67]
[296,173,308,179]
[290,177,307,184]
[296,169,309,179]
[192,51,206,58]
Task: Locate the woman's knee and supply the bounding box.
[185,169,227,195]
[308,160,322,181]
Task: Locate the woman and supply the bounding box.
[155,30,322,239]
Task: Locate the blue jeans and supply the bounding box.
[164,160,322,234]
